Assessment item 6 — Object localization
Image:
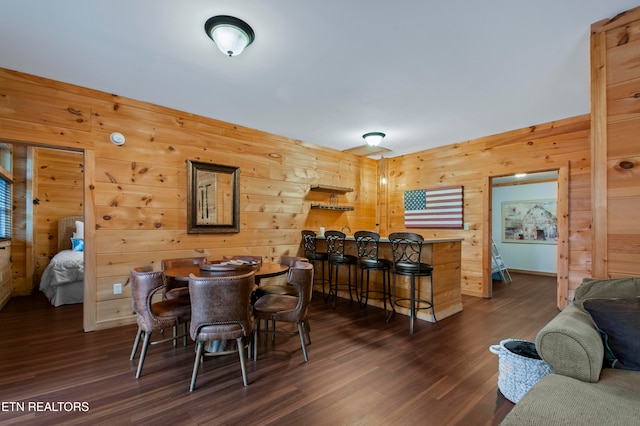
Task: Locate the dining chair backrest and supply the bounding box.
[279,255,309,267]
[388,232,430,274]
[161,257,207,300]
[254,256,308,297]
[188,271,256,340]
[161,257,207,270]
[130,267,167,330]
[294,260,315,312]
[324,230,347,258]
[282,261,315,321]
[130,267,190,331]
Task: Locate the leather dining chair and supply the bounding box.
[253,256,310,342]
[253,256,308,299]
[161,257,207,300]
[387,232,440,334]
[253,261,314,362]
[129,267,192,378]
[188,270,255,390]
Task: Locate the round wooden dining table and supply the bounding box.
[163,262,289,285]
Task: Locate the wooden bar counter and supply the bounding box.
[311,236,463,323]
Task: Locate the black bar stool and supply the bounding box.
[354,230,392,315]
[301,230,329,300]
[325,230,358,309]
[387,232,440,334]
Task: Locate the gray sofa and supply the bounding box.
[501,278,640,426]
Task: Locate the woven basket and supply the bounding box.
[489,338,552,403]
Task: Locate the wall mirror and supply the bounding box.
[187,160,240,233]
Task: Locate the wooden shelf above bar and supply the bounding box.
[310,203,354,211]
[309,184,353,194]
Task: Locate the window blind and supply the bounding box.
[0,177,12,241]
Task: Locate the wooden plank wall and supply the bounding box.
[382,116,592,301]
[0,143,15,306]
[32,148,84,281]
[8,3,640,326]
[0,241,10,308]
[9,145,29,296]
[0,68,378,330]
[591,6,640,278]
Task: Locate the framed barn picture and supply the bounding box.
[501,199,557,244]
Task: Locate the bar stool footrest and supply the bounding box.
[392,297,434,311]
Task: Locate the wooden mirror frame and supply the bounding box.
[187,160,240,234]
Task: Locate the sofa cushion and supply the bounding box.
[501,371,640,426]
[598,366,640,393]
[573,278,640,310]
[583,297,640,371]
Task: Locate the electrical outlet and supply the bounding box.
[463,223,470,230]
[113,283,122,295]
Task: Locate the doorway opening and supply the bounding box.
[486,167,569,308]
[3,142,85,326]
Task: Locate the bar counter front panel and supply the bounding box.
[309,236,463,322]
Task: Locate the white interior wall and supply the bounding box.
[491,181,557,274]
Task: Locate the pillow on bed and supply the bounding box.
[75,221,84,240]
[71,238,84,252]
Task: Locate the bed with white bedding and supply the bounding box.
[39,216,84,306]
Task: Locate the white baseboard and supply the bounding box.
[507,269,557,277]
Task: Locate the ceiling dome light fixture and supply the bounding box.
[362,132,386,147]
[204,15,255,57]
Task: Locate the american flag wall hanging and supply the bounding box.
[404,186,464,228]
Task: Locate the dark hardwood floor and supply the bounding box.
[0,273,558,425]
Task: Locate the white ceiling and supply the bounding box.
[1,1,638,157]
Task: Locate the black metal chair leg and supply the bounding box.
[253,326,258,361]
[183,323,188,347]
[431,275,441,330]
[331,264,339,309]
[321,261,328,302]
[348,265,353,302]
[386,274,397,323]
[381,269,388,315]
[410,277,416,335]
